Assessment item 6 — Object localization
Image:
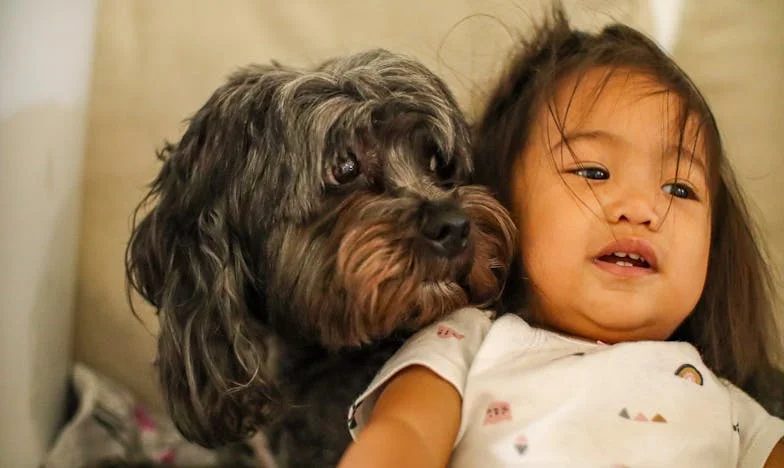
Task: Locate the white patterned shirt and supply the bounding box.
[349,307,784,467]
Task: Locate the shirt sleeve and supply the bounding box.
[727,382,784,467]
[347,307,493,440]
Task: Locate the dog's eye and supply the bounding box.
[326,151,360,185]
[428,149,446,174]
[428,149,456,184]
[428,153,440,173]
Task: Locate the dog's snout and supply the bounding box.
[420,202,470,257]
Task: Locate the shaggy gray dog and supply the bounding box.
[126,49,515,466]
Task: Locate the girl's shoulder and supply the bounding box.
[483,311,589,352]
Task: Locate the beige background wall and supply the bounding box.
[74,0,783,411]
[0,2,97,466]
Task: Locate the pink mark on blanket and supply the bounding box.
[157,449,175,464]
[436,324,464,339]
[134,405,157,432]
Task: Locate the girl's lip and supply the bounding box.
[594,238,659,272]
[593,258,656,277]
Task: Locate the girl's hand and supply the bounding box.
[765,438,784,467]
[338,365,461,468]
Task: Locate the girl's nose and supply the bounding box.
[603,184,662,230]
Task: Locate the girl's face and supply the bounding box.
[512,68,712,343]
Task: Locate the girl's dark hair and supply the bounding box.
[472,6,783,415]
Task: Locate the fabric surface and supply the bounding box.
[75,0,783,411]
[42,364,260,468]
[350,309,784,467]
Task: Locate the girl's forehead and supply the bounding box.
[539,66,706,151]
[550,67,678,121]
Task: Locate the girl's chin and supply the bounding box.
[558,316,669,343]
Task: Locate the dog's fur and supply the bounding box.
[125,49,516,466]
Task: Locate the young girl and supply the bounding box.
[339,8,784,468]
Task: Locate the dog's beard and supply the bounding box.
[272,185,515,349]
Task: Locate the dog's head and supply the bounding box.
[126,49,516,447]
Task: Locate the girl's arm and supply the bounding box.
[339,365,461,468]
[765,439,784,467]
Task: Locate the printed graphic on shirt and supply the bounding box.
[618,408,667,423]
[513,434,528,455]
[483,400,512,425]
[674,363,703,385]
[492,432,531,463]
[436,323,465,340]
[651,413,667,423]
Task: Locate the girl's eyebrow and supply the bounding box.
[664,144,707,179]
[550,130,708,179]
[549,130,625,153]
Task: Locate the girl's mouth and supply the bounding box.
[593,239,659,277]
[596,252,650,269]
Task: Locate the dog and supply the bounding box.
[125,49,516,467]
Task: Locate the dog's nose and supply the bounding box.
[420,202,470,257]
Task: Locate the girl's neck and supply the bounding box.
[523,300,645,345]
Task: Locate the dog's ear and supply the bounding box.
[125,92,282,447]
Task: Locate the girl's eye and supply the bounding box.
[571,167,609,180]
[662,182,696,200]
[326,151,360,186]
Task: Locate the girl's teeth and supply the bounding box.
[613,252,627,258]
[628,253,641,260]
[616,261,633,267]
